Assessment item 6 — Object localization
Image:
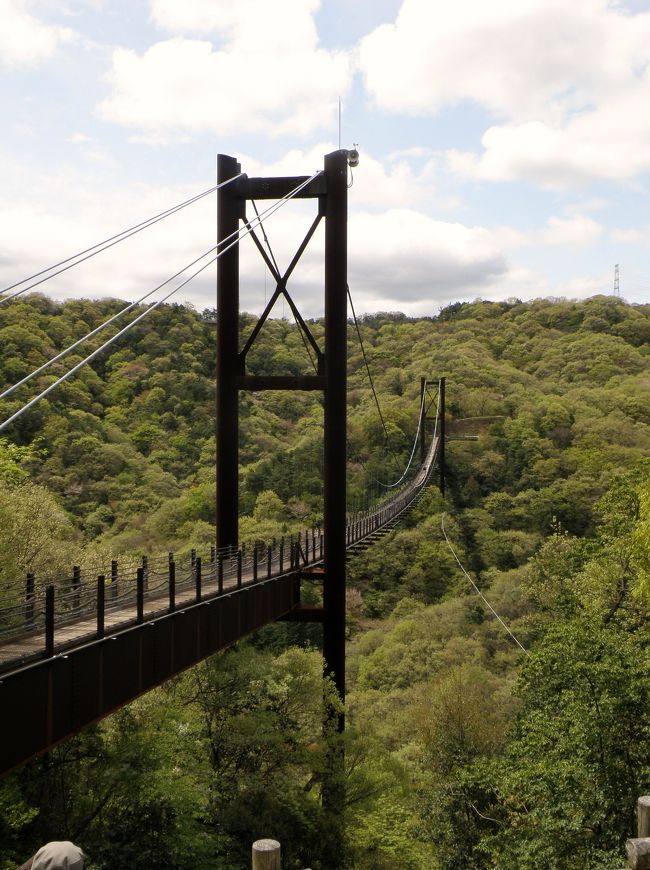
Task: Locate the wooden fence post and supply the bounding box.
[624,796,650,869]
[252,839,280,870]
[639,796,650,837]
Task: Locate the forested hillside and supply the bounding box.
[1,294,649,869]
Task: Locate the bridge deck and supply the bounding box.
[0,437,439,778]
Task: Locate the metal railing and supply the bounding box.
[0,436,439,672]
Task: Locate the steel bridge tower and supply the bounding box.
[215,150,349,727]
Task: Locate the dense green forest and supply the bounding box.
[1,293,650,868]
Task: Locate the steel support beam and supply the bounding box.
[246,175,327,200]
[234,375,325,391]
[322,150,348,725]
[216,155,243,550]
[0,575,301,779]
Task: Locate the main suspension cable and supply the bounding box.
[1,177,314,402]
[0,174,244,305]
[374,381,431,489]
[0,172,320,432]
[441,513,529,656]
[347,285,391,445]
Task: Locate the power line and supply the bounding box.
[0,172,321,432]
[440,514,529,656]
[0,174,244,305]
[0,184,302,402]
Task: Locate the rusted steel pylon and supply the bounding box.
[216,150,349,726]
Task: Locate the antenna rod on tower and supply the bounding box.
[338,98,341,150]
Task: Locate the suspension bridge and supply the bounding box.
[0,150,446,779]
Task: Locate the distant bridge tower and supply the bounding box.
[614,263,620,296]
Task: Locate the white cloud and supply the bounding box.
[447,102,650,186]
[359,0,645,119]
[360,0,650,185]
[0,0,74,68]
[481,215,603,250]
[99,1,352,137]
[150,0,321,49]
[349,209,508,302]
[541,214,603,247]
[610,224,650,245]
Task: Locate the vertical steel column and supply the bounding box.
[216,154,242,550]
[439,376,446,497]
[323,150,348,727]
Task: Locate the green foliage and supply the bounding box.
[473,620,650,869]
[1,294,650,867]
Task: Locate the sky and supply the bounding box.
[2,0,650,319]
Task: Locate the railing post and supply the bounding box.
[97,575,105,638]
[142,555,148,592]
[280,537,284,573]
[218,554,224,594]
[111,559,118,601]
[267,545,272,579]
[191,548,196,583]
[195,557,202,602]
[253,546,258,582]
[136,567,144,624]
[169,560,176,612]
[237,550,242,588]
[45,585,54,657]
[72,565,81,610]
[25,573,35,626]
